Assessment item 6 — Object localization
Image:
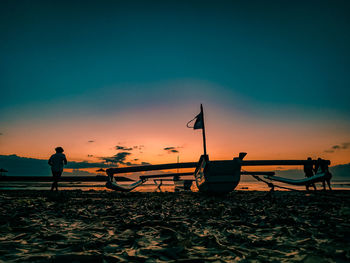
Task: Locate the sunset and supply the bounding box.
[1,1,350,167]
[1,0,349,262]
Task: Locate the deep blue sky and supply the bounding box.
[1,0,349,118]
[1,1,350,166]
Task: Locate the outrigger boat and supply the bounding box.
[106,105,332,193]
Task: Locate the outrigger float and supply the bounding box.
[106,105,332,193]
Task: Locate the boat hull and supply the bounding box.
[195,155,241,193]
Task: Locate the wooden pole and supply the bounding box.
[201,104,207,156]
[241,159,330,166]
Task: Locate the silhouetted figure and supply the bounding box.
[314,158,332,190]
[314,158,321,175]
[48,147,67,191]
[304,157,316,191]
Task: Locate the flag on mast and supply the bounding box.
[186,104,207,156]
[193,112,204,130]
[187,109,204,130]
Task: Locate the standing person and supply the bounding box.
[314,158,332,190]
[304,157,316,191]
[48,147,67,191]
[320,159,332,190]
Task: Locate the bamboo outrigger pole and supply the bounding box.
[200,104,207,156]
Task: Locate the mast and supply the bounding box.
[177,156,179,174]
[201,104,207,156]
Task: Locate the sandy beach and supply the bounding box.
[0,190,349,262]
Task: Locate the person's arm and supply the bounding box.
[63,156,67,165]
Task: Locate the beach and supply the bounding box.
[0,190,349,262]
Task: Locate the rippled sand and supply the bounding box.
[0,190,349,262]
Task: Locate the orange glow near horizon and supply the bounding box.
[1,104,350,167]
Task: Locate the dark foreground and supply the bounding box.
[0,190,349,262]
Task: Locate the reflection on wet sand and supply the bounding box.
[0,190,349,262]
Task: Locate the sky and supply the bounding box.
[1,0,350,169]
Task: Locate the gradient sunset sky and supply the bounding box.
[1,0,349,167]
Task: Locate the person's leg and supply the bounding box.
[312,183,317,190]
[52,171,60,191]
[55,171,62,191]
[326,179,332,190]
[53,176,58,191]
[51,171,56,191]
[322,180,326,190]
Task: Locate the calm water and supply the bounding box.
[1,180,349,191]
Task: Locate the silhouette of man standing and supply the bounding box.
[304,157,316,191]
[48,147,67,191]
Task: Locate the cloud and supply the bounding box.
[325,142,350,153]
[0,133,3,135]
[88,140,95,143]
[87,154,94,157]
[135,145,145,152]
[99,152,131,166]
[115,145,133,151]
[0,154,109,176]
[0,154,153,176]
[163,146,180,154]
[164,147,175,151]
[341,142,350,149]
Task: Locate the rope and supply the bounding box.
[186,114,199,128]
[249,173,301,192]
[240,167,300,192]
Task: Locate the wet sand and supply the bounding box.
[0,190,349,262]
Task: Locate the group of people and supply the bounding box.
[304,157,332,191]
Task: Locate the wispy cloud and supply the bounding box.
[133,145,145,153]
[99,152,131,166]
[100,145,151,167]
[163,146,180,154]
[325,142,350,153]
[115,145,133,151]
